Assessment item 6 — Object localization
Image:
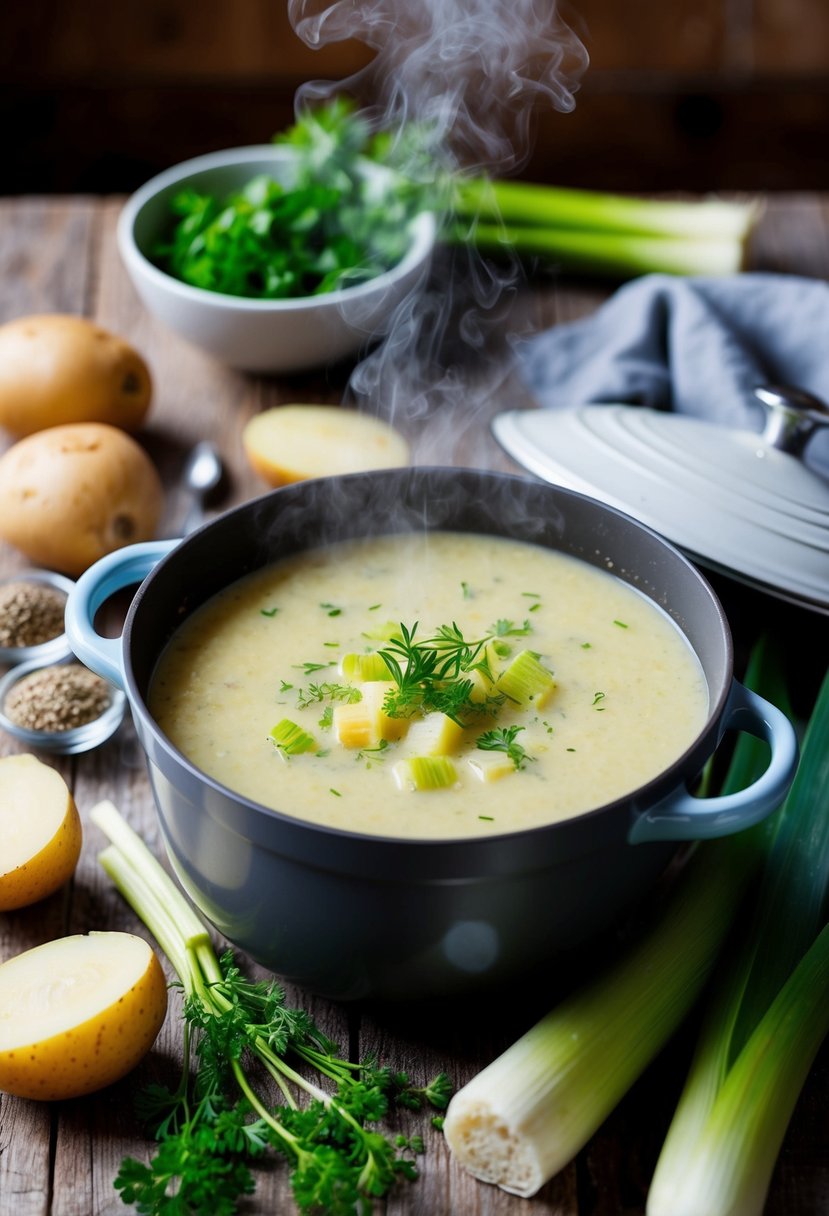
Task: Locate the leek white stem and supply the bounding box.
[443,839,753,1196]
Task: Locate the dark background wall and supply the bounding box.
[2,0,828,195]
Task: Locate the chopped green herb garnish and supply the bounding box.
[489,618,533,638]
[521,592,541,599]
[154,98,425,300]
[592,691,606,708]
[461,581,473,599]
[581,642,592,649]
[377,621,500,723]
[356,739,390,764]
[260,606,279,617]
[320,602,343,617]
[279,680,294,692]
[294,660,336,675]
[529,602,542,612]
[368,603,382,611]
[318,706,334,730]
[476,725,532,770]
[613,619,629,629]
[478,815,495,822]
[296,682,363,709]
[329,787,341,796]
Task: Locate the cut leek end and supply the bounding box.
[497,650,556,709]
[444,1096,544,1199]
[270,718,316,756]
[393,756,458,791]
[339,651,390,681]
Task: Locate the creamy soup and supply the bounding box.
[149,532,709,839]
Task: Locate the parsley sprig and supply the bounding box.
[476,725,533,770]
[92,802,450,1216]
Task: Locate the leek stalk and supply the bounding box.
[449,177,760,277]
[443,638,789,1198]
[449,222,748,277]
[443,836,757,1196]
[647,661,829,1216]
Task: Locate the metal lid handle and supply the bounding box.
[754,384,829,456]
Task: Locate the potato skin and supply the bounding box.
[0,754,83,911]
[0,422,163,576]
[0,935,168,1100]
[0,314,152,437]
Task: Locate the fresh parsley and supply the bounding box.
[476,725,533,770]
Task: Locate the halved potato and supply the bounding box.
[0,754,82,910]
[0,932,168,1100]
[242,403,409,486]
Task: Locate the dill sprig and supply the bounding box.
[377,622,502,724]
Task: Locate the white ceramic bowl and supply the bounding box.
[117,146,436,374]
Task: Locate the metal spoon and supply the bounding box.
[180,441,225,534]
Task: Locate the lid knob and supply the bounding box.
[754,384,829,457]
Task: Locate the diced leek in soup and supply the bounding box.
[149,533,708,839]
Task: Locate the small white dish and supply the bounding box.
[117,145,436,374]
[0,655,126,755]
[0,569,75,668]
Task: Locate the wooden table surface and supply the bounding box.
[0,193,827,1216]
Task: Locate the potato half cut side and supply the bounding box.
[0,753,82,910]
[0,931,168,1100]
[242,403,410,486]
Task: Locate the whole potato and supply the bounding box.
[0,314,151,437]
[0,422,163,576]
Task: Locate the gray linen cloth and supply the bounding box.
[518,273,829,474]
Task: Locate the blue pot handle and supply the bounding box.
[65,540,179,689]
[629,680,798,844]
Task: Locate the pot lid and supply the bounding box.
[492,386,829,615]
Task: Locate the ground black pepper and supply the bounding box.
[4,663,111,732]
[0,581,67,649]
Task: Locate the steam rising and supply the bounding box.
[288,0,587,174]
[287,0,589,462]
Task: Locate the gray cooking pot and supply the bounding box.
[66,467,797,1000]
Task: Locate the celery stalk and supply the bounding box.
[647,663,829,1216]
